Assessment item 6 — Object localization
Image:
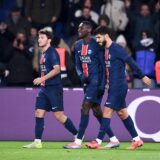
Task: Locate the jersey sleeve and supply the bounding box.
[75,48,83,78]
[98,48,106,89]
[49,50,60,67]
[115,46,144,79]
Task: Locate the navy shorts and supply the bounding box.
[104,87,127,111]
[83,83,103,105]
[35,85,63,112]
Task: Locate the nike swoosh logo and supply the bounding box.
[52,107,57,110]
[86,97,92,99]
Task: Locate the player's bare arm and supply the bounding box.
[33,65,60,85]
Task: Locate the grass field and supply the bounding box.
[0,141,160,160]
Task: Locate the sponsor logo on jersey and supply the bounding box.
[80,56,91,63]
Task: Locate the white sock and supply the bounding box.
[34,139,41,143]
[74,134,77,139]
[133,136,141,141]
[96,138,102,144]
[75,138,82,145]
[110,136,119,142]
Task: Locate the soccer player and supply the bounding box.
[23,28,78,149]
[86,26,151,150]
[64,21,119,149]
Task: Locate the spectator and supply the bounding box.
[100,0,128,33]
[0,0,17,21]
[98,14,117,40]
[28,26,40,78]
[0,20,14,63]
[6,6,30,36]
[74,0,100,24]
[133,30,156,88]
[132,3,156,50]
[25,0,62,39]
[7,31,34,86]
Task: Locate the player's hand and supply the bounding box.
[97,88,105,98]
[142,76,151,86]
[33,77,45,85]
[81,75,89,84]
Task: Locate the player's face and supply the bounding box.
[38,34,50,47]
[78,23,89,38]
[95,34,106,46]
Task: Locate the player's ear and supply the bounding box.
[105,34,109,39]
[48,38,52,44]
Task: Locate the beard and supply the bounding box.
[98,40,106,47]
[102,40,106,47]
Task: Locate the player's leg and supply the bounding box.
[77,101,92,140]
[23,109,46,149]
[86,107,119,149]
[117,108,144,149]
[53,111,78,136]
[47,85,78,148]
[23,89,47,149]
[64,101,92,149]
[91,103,102,124]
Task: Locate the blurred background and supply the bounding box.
[0,0,160,143]
[0,0,160,88]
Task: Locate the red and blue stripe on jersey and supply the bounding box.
[75,38,106,88]
[39,47,61,86]
[40,53,46,86]
[81,44,89,77]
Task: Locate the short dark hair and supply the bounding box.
[94,26,110,36]
[38,29,53,40]
[81,21,93,30]
[98,14,110,26]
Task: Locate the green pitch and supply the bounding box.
[0,141,160,160]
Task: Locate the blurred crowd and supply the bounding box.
[0,0,160,88]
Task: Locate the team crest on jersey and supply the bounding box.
[88,50,92,55]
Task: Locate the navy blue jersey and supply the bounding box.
[106,42,144,90]
[104,42,144,109]
[75,38,106,89]
[40,46,61,86]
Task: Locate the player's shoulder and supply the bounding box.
[111,42,124,52]
[47,47,59,58]
[49,46,58,54]
[75,39,83,47]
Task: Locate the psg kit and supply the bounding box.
[75,38,106,104]
[105,42,144,110]
[35,47,63,112]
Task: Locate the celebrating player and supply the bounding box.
[23,28,78,149]
[64,21,119,149]
[86,26,151,150]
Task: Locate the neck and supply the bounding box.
[41,44,50,53]
[105,38,113,48]
[83,35,91,44]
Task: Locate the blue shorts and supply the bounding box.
[104,87,127,111]
[83,83,103,105]
[35,85,63,112]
